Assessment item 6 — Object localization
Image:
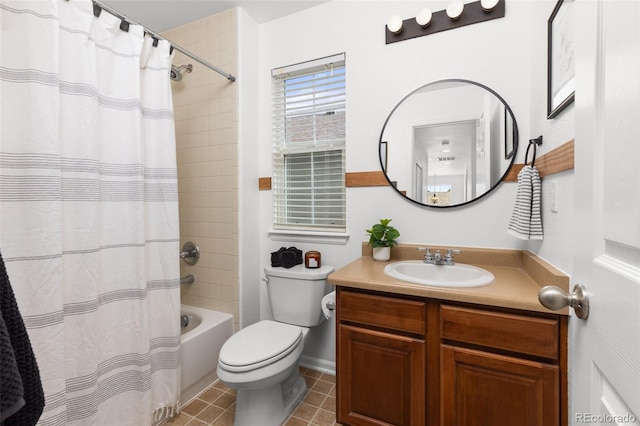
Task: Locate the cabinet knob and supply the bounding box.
[538,284,589,320]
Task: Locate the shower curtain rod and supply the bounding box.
[92,0,236,82]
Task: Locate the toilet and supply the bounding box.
[216,263,334,426]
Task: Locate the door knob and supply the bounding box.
[538,284,589,320]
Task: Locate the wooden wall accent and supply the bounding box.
[258,177,272,191]
[260,139,574,190]
[505,139,574,181]
[345,171,389,187]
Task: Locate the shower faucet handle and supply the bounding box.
[180,241,200,265]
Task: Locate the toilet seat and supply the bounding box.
[218,320,302,373]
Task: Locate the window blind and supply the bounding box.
[272,53,346,231]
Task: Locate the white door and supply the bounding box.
[571,0,640,424]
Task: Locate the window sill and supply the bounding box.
[268,229,350,245]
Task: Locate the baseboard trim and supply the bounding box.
[300,355,336,376]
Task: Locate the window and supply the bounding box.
[272,53,346,232]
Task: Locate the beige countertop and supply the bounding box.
[328,243,570,315]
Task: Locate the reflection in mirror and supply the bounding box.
[380,79,518,208]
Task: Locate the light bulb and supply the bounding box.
[481,0,499,12]
[446,1,464,20]
[387,15,403,34]
[416,8,432,27]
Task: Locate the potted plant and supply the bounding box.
[367,219,400,261]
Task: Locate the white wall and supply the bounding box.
[524,1,576,275]
[237,8,261,328]
[237,0,576,368]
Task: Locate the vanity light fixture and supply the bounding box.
[385,0,506,45]
[446,1,464,20]
[387,15,403,34]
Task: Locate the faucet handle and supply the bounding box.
[417,247,433,262]
[445,248,462,263]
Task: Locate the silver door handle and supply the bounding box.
[538,284,589,320]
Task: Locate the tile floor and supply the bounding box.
[164,368,341,426]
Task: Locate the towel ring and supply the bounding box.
[525,136,543,167]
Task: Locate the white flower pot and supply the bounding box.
[372,246,391,262]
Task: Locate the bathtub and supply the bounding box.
[180,305,234,404]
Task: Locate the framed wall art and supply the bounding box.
[547,0,575,119]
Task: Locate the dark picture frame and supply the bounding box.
[547,0,575,119]
[504,108,514,160]
[380,141,388,171]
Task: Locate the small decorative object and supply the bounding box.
[367,219,400,262]
[304,250,321,268]
[547,0,575,119]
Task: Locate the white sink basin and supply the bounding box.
[383,260,495,288]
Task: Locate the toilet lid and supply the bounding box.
[218,320,302,372]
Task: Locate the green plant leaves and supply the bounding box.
[366,219,400,248]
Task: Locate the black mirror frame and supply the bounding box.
[379,78,519,209]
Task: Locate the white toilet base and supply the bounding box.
[233,371,307,426]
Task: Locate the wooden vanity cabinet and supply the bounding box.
[440,304,564,426]
[336,289,433,426]
[336,288,567,426]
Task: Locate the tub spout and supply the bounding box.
[181,314,190,328]
[180,274,195,285]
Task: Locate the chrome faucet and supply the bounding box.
[417,248,462,265]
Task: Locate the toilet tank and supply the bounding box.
[264,264,334,327]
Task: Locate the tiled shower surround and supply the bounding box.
[163,9,240,329]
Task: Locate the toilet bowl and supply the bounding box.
[216,264,334,426]
[217,321,309,425]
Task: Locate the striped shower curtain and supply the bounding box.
[0,0,181,424]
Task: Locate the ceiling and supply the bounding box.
[100,0,329,32]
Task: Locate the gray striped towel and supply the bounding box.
[508,165,543,240]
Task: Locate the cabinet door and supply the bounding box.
[337,324,425,426]
[441,345,559,426]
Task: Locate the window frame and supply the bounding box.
[271,53,347,235]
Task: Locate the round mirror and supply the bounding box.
[379,79,518,208]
